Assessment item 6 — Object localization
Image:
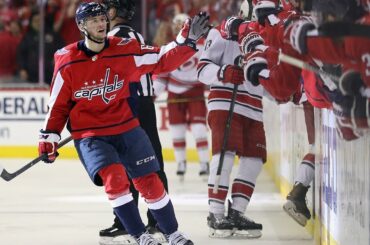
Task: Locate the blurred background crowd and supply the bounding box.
[0,0,241,85]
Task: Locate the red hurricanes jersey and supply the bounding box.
[237,10,303,101]
[306,14,370,87]
[44,36,195,139]
[238,10,337,105]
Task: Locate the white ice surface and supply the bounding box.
[0,159,313,245]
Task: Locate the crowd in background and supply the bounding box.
[0,0,240,85]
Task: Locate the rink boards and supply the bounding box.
[1,88,369,245]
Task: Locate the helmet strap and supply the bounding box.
[82,28,106,44]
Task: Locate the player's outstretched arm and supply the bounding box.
[175,11,211,50]
[133,12,211,77]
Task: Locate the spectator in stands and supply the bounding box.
[152,20,172,46]
[16,9,64,84]
[155,0,184,21]
[54,0,82,44]
[0,14,22,83]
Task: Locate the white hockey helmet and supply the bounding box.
[239,0,253,20]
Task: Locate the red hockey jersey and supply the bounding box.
[306,14,370,87]
[237,9,303,101]
[43,36,196,139]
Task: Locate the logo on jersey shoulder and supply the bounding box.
[74,68,124,104]
[118,38,132,46]
[55,48,69,56]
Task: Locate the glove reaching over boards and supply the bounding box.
[239,31,264,55]
[38,130,61,163]
[176,12,211,49]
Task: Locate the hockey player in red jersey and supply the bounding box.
[37,2,210,245]
[153,13,210,181]
[99,0,169,244]
[221,0,367,135]
[219,0,303,102]
[287,0,370,130]
[197,0,264,239]
[280,0,370,223]
[220,0,355,228]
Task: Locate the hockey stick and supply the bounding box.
[154,96,206,104]
[213,56,242,194]
[278,52,370,98]
[0,136,73,182]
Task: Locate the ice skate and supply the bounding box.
[166,231,194,245]
[199,162,209,181]
[207,212,234,238]
[99,225,137,245]
[227,208,262,239]
[283,182,311,226]
[176,161,186,181]
[146,225,166,244]
[135,232,161,245]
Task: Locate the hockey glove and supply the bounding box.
[289,20,315,55]
[239,32,264,55]
[335,117,361,141]
[217,65,244,85]
[332,94,354,118]
[339,70,365,96]
[350,96,370,129]
[176,12,210,49]
[243,50,268,86]
[220,16,244,41]
[38,130,61,163]
[333,95,370,129]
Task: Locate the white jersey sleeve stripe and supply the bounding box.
[133,41,178,67]
[43,71,64,129]
[157,41,178,59]
[134,53,159,66]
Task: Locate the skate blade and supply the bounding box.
[99,235,138,245]
[283,201,308,227]
[232,229,262,239]
[208,228,233,238]
[151,232,167,243]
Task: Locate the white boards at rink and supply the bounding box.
[1,88,370,245]
[0,88,201,159]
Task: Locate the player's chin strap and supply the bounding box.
[82,28,106,44]
[80,20,110,44]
